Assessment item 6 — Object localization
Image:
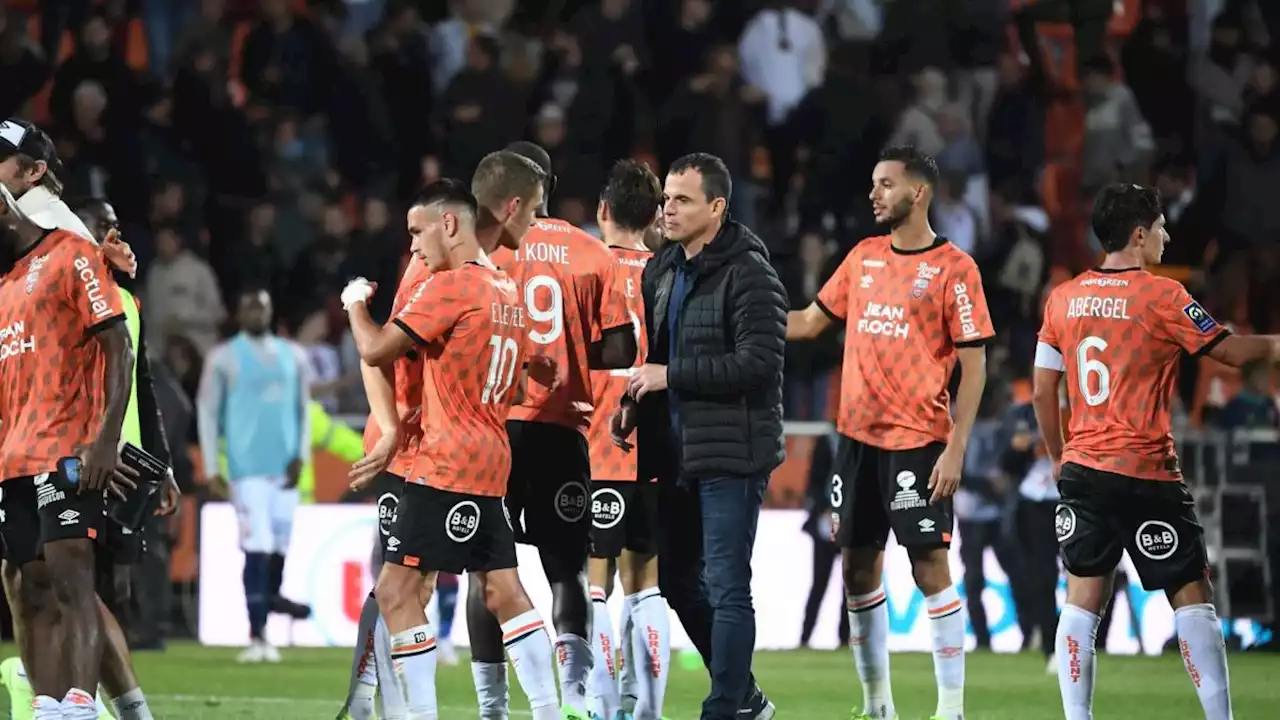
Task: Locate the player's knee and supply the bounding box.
[373,568,418,617]
[541,549,585,584]
[1168,576,1214,608]
[16,564,53,618]
[841,547,883,593]
[906,545,952,594]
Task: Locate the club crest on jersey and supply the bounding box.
[1181,301,1218,334]
[24,255,47,294]
[912,262,940,298]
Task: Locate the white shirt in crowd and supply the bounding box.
[738,7,827,125]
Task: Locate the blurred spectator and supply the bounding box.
[980,183,1049,366]
[326,36,396,196]
[163,335,207,444]
[0,8,52,120]
[1192,11,1253,147]
[570,0,646,78]
[1121,8,1193,155]
[738,0,826,212]
[934,103,984,181]
[783,232,840,420]
[931,173,981,255]
[343,197,404,322]
[367,1,434,196]
[799,430,849,649]
[237,201,286,303]
[431,33,523,178]
[240,0,337,117]
[50,10,140,134]
[1007,400,1058,663]
[1215,360,1280,430]
[649,0,717,111]
[146,223,227,355]
[142,0,198,81]
[429,0,508,94]
[1081,55,1154,193]
[1153,157,1212,268]
[890,67,947,157]
[296,310,351,413]
[984,54,1044,191]
[1215,103,1280,255]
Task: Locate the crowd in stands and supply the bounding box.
[5,0,1280,435]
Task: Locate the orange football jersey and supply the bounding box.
[588,246,650,482]
[0,230,127,479]
[393,262,527,497]
[491,219,630,434]
[362,259,431,478]
[817,236,994,450]
[1038,268,1228,481]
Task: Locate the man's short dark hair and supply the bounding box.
[471,151,547,209]
[412,178,479,219]
[878,145,939,188]
[668,152,732,203]
[1091,183,1162,253]
[601,160,661,232]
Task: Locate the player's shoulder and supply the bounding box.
[45,229,99,263]
[936,239,980,272]
[851,235,891,258]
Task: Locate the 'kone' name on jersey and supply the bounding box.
[0,321,34,360]
[515,236,570,265]
[1065,296,1132,320]
[856,302,910,338]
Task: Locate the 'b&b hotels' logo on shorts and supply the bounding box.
[377,493,399,537]
[444,500,481,543]
[591,487,626,529]
[555,482,588,523]
[1136,520,1179,560]
[1054,505,1077,542]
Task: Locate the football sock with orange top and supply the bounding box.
[847,585,895,719]
[926,586,965,720]
[501,609,559,720]
[1174,604,1233,720]
[390,623,438,719]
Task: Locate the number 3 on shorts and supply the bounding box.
[482,335,520,404]
[1076,335,1110,407]
[526,274,563,344]
[830,474,844,508]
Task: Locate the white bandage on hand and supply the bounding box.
[341,278,375,311]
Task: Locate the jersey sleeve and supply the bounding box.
[393,275,463,345]
[1037,292,1060,350]
[945,255,995,346]
[1153,283,1229,356]
[815,249,856,321]
[60,244,126,333]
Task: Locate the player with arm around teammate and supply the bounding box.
[1032,183,1274,720]
[583,161,666,720]
[343,179,564,720]
[785,146,993,720]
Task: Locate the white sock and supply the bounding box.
[349,683,376,720]
[630,587,671,720]
[588,586,622,719]
[1175,603,1233,720]
[390,624,438,719]
[113,687,154,720]
[1056,604,1100,720]
[926,586,965,720]
[345,593,380,719]
[847,586,895,719]
[470,661,510,720]
[33,696,61,720]
[554,632,591,712]
[63,688,100,720]
[376,616,409,719]
[618,593,638,712]
[501,609,560,720]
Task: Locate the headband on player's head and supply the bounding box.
[504,141,556,215]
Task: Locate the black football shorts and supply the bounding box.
[383,482,517,575]
[589,481,659,559]
[505,420,591,560]
[829,435,953,550]
[0,469,106,566]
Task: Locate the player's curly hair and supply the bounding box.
[1090,183,1162,254]
[601,159,661,232]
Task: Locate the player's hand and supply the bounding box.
[1051,459,1062,482]
[610,404,637,451]
[156,468,181,515]
[349,430,397,493]
[526,354,560,390]
[928,444,964,504]
[627,363,668,401]
[102,229,138,278]
[341,278,377,311]
[78,442,137,500]
[285,458,303,489]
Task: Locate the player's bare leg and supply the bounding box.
[4,559,67,718]
[374,563,440,719]
[906,547,965,720]
[43,538,106,718]
[1056,571,1114,720]
[473,568,563,720]
[842,548,896,719]
[466,581,511,718]
[618,550,668,720]
[586,558,621,720]
[542,552,593,714]
[98,570,154,720]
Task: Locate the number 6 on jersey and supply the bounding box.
[1076,336,1109,407]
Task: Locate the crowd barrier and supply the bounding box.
[199,503,1195,654]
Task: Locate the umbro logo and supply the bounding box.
[58,509,80,526]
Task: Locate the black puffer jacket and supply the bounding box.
[630,219,788,483]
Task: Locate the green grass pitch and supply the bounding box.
[1,643,1276,718]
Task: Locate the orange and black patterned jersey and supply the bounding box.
[393,262,527,497]
[817,236,994,450]
[491,219,630,435]
[588,246,650,482]
[1037,268,1227,481]
[362,259,431,478]
[0,230,126,479]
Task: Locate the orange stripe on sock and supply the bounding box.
[847,590,886,611]
[393,637,436,654]
[502,620,544,642]
[590,588,607,601]
[928,599,963,617]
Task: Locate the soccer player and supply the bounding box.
[337,151,549,720]
[0,184,136,720]
[343,179,561,720]
[477,141,637,719]
[1033,183,1254,720]
[583,160,666,720]
[786,146,993,720]
[198,288,313,663]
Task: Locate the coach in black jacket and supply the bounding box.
[615,153,786,720]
